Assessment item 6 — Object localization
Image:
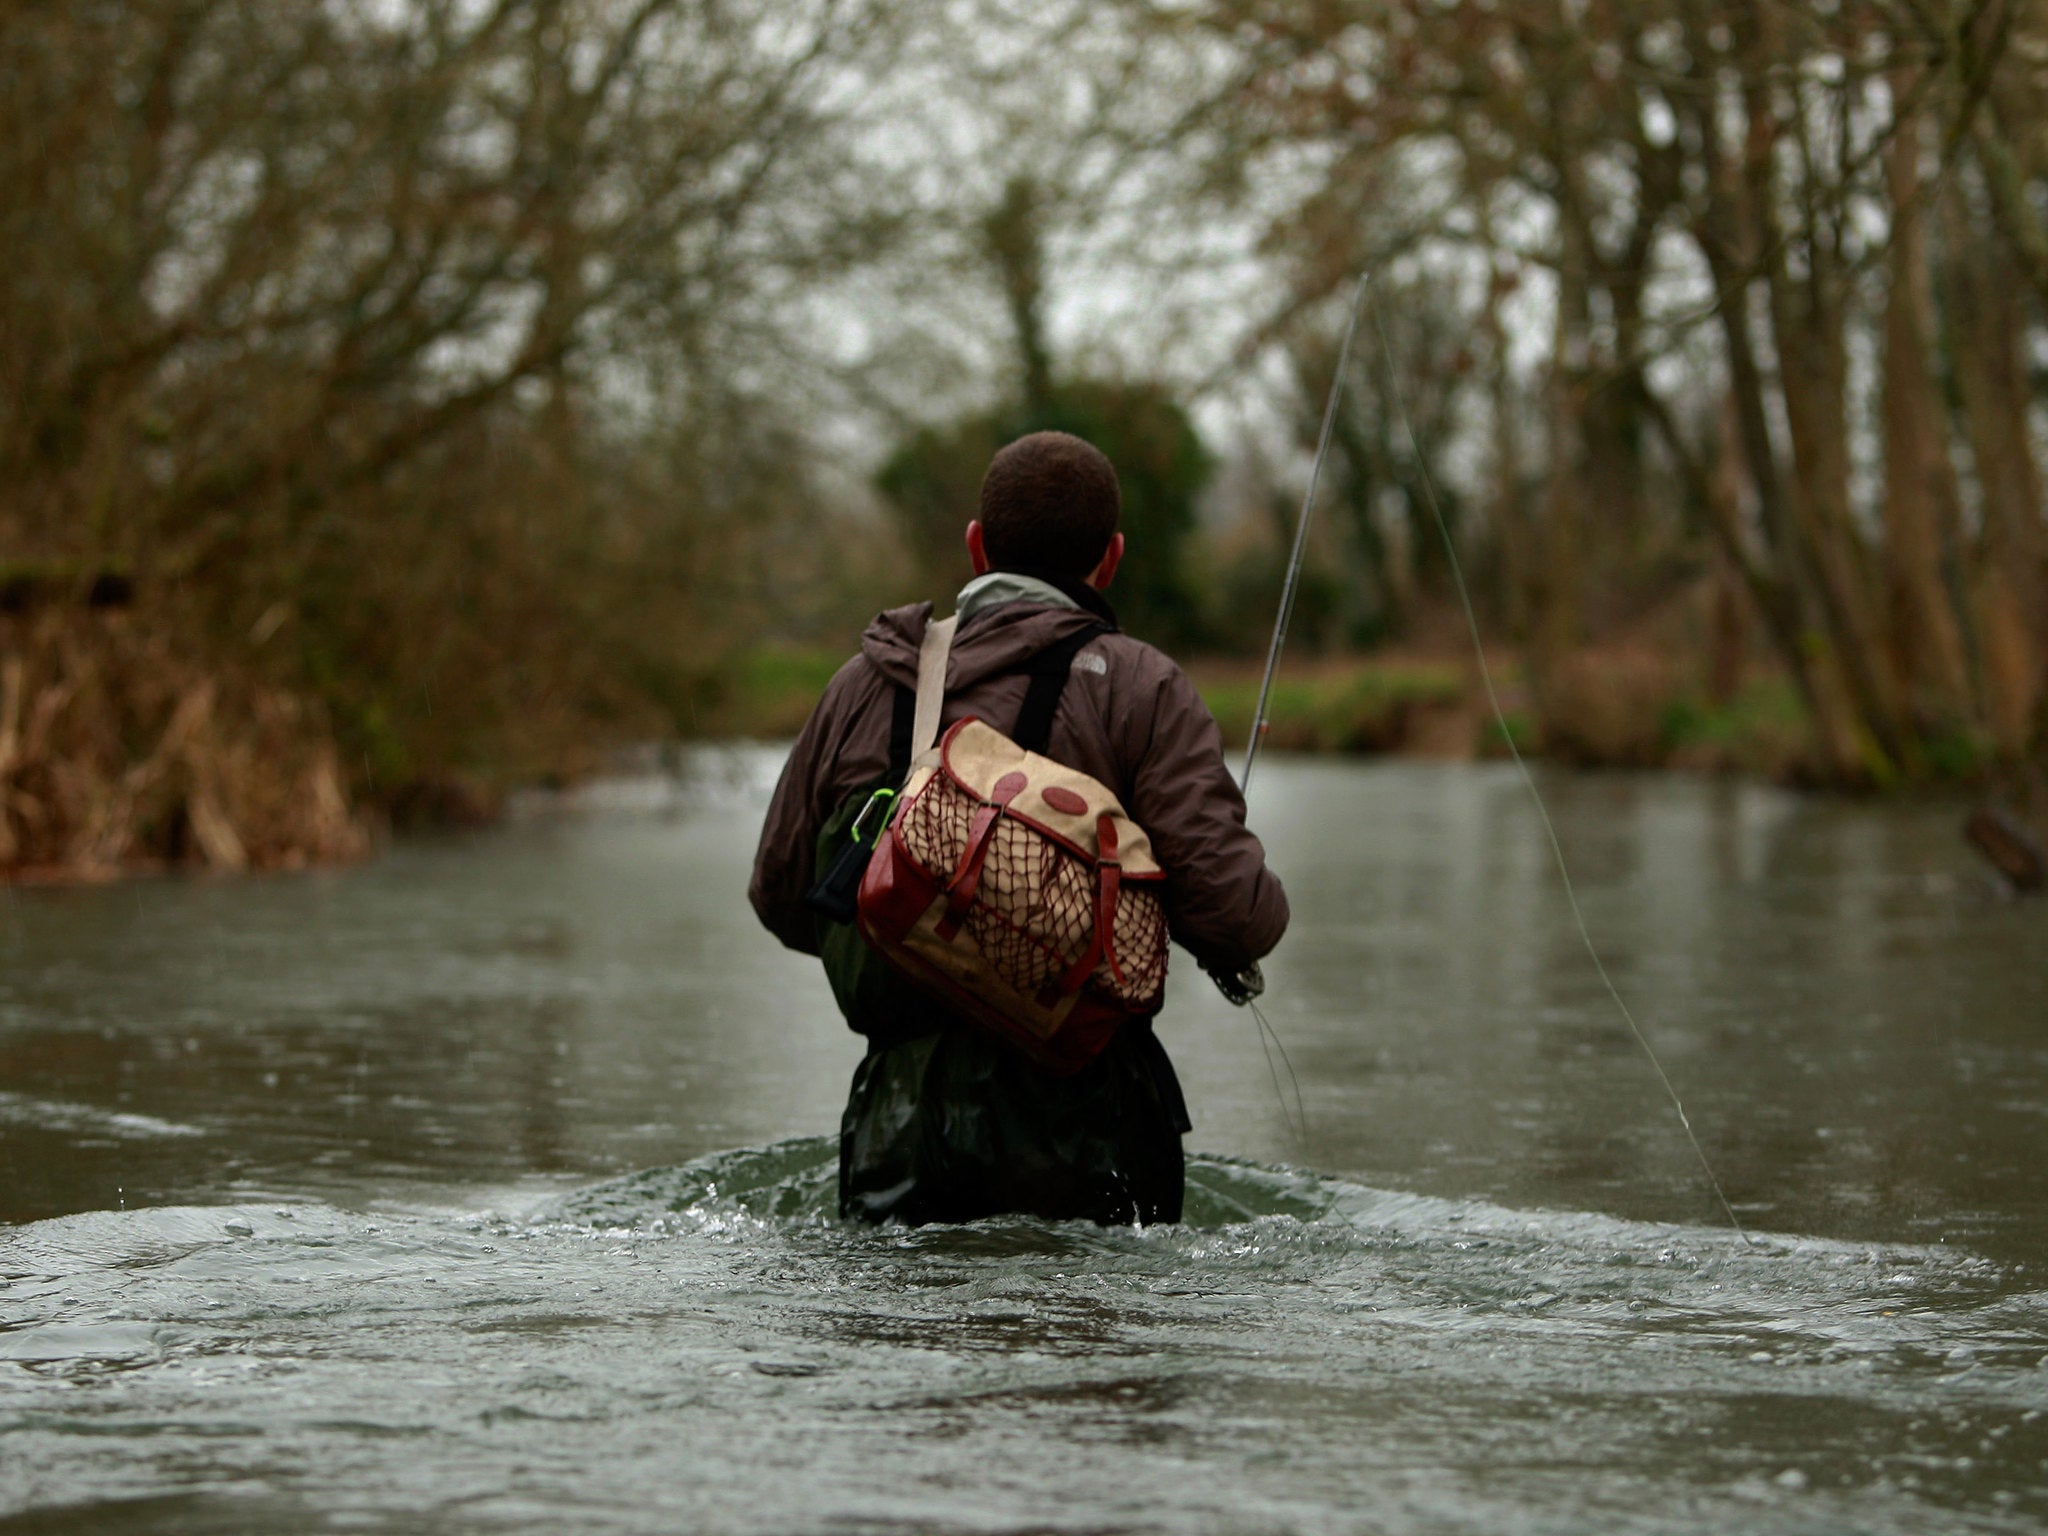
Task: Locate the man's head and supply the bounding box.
[968,431,1124,589]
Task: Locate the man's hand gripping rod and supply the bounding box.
[1206,273,1372,1008]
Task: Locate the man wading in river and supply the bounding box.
[750,431,1288,1225]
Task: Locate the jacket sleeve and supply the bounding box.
[1124,662,1289,974]
[748,658,875,956]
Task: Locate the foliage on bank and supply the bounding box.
[705,629,1836,787]
[9,5,2048,882]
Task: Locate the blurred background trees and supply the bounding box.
[0,0,917,868]
[876,176,1213,647]
[1139,0,2048,786]
[4,0,2047,873]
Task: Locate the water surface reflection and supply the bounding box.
[2,753,2042,1262]
[2,753,2044,1534]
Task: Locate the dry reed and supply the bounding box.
[0,610,369,881]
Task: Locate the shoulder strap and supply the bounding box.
[886,684,914,781]
[1013,625,1104,755]
[909,613,958,763]
[907,613,1103,763]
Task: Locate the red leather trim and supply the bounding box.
[1053,935,1101,997]
[935,804,996,940]
[935,771,1025,940]
[886,941,1143,1076]
[1095,813,1125,989]
[855,828,936,950]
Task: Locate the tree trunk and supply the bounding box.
[1880,93,1979,729]
[1943,176,2048,755]
[1483,269,1532,641]
[1756,99,1911,774]
[1706,396,1751,708]
[1674,22,1875,778]
[1532,262,1588,711]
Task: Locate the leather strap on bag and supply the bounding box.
[935,770,1027,941]
[1053,812,1124,996]
[1094,813,1126,987]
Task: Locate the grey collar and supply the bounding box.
[954,571,1083,624]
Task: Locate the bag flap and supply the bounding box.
[936,718,1162,876]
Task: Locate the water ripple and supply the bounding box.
[3,1141,2040,1533]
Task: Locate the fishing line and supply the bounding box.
[1250,997,1307,1144]
[1228,272,1371,1140]
[1361,284,1757,1248]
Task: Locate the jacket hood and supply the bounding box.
[859,599,1109,692]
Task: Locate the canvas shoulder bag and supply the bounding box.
[853,613,1170,1074]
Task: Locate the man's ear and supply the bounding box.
[1086,532,1124,591]
[965,521,992,577]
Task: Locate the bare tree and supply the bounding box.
[0,0,922,873]
[1113,0,2048,783]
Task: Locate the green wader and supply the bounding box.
[837,1020,1190,1227]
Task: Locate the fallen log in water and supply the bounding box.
[1966,806,2046,893]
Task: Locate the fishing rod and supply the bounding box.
[1208,273,1373,1134]
[1225,268,1754,1243]
[1239,271,1372,797]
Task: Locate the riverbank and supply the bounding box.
[0,598,680,886]
[0,609,372,884]
[702,643,1827,779]
[3,621,2028,887]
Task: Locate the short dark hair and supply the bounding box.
[977,432,1120,578]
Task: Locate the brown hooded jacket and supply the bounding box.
[749,596,1288,979]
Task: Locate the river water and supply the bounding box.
[1,753,2043,1533]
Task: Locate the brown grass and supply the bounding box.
[0,610,370,881]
